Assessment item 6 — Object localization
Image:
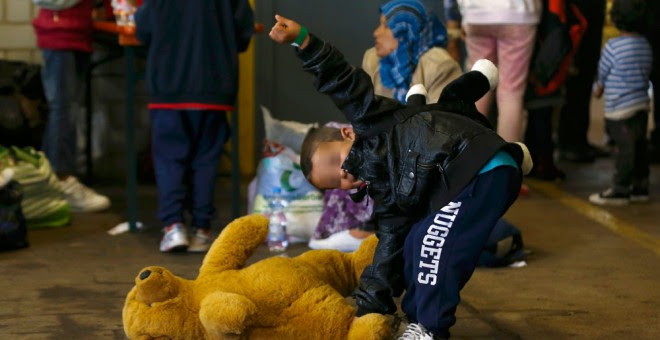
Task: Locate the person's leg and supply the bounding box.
[590,117,635,205]
[611,116,645,194]
[557,0,606,158]
[649,49,660,161]
[464,24,498,117]
[187,110,229,252]
[40,50,110,212]
[40,49,78,177]
[495,24,537,142]
[525,105,565,180]
[151,109,192,250]
[401,166,521,338]
[630,111,650,199]
[645,2,659,160]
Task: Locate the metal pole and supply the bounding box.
[231,108,240,219]
[84,62,93,181]
[125,46,138,232]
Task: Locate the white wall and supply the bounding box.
[0,0,42,64]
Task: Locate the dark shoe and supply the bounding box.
[588,144,611,158]
[528,161,566,181]
[589,188,630,206]
[630,187,650,203]
[559,146,595,163]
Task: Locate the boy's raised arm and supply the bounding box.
[269,15,404,134]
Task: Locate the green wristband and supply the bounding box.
[291,26,308,47]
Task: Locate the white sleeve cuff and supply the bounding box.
[471,59,499,91]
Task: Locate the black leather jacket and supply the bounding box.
[297,35,525,316]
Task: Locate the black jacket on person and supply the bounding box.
[297,35,527,316]
[135,0,253,107]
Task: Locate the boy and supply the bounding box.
[135,1,253,252]
[589,0,653,206]
[270,15,531,339]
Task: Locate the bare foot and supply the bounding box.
[349,229,374,239]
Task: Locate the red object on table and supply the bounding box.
[93,21,141,46]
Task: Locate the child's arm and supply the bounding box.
[595,42,614,97]
[231,0,254,53]
[269,15,405,134]
[353,213,413,316]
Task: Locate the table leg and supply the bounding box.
[125,46,138,232]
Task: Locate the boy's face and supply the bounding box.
[373,15,398,58]
[308,128,363,190]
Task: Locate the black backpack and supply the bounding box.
[0,60,47,149]
[529,0,587,96]
[0,180,29,251]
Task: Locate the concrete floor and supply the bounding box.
[2,102,659,339]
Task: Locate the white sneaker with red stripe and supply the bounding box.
[188,228,213,253]
[160,223,189,252]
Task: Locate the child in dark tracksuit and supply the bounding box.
[270,15,532,339]
[135,0,253,253]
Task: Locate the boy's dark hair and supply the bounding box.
[300,126,343,179]
[610,0,647,34]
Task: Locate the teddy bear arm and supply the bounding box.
[199,291,257,337]
[199,214,268,274]
[348,313,392,340]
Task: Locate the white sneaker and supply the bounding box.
[59,176,111,212]
[160,223,189,252]
[308,230,365,252]
[399,323,435,340]
[188,229,213,253]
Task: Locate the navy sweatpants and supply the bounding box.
[150,109,229,229]
[402,166,521,338]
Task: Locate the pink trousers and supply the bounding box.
[464,24,537,142]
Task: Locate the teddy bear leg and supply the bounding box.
[347,313,392,340]
[248,285,356,340]
[199,291,257,338]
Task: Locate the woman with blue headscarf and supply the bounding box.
[362,0,462,103]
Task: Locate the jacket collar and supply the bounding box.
[341,144,368,202]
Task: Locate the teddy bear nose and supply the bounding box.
[139,270,151,280]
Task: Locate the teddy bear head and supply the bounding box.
[123,266,204,339]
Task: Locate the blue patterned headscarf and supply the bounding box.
[379,0,448,102]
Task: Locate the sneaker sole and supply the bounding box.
[630,196,650,203]
[588,195,629,206]
[160,244,189,252]
[187,246,210,253]
[69,201,111,213]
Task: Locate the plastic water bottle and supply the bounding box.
[267,188,289,252]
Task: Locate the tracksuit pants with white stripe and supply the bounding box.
[402,165,521,339]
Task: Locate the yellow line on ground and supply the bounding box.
[527,180,660,256]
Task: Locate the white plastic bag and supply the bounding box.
[250,141,322,241]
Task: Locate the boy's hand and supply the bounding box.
[269,14,310,49]
[593,83,604,98]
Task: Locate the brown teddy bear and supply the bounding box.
[122,214,392,339]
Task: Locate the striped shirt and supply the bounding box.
[598,35,653,120]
